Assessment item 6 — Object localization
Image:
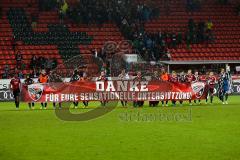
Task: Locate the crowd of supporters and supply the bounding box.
[67,0,159,25]
[36,0,216,62]
[129,18,215,61]
[38,0,159,25]
[2,0,240,79]
[186,18,214,49]
[1,51,58,79]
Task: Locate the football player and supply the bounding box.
[80,72,90,107]
[185,69,194,105]
[50,71,63,109]
[218,68,231,104]
[38,70,49,109]
[24,74,35,109]
[10,73,21,109]
[169,71,178,106]
[133,71,145,107]
[149,71,160,107]
[118,69,129,107]
[160,68,169,106]
[207,72,217,104]
[199,72,209,104]
[70,69,81,108]
[97,71,108,107]
[178,71,186,106]
[193,71,201,104]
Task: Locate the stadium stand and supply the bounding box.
[0,0,239,78]
[143,0,240,61]
[0,0,125,77]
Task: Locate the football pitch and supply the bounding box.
[0,96,240,160]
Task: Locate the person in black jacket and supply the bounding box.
[70,69,81,108]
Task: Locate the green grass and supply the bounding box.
[0,96,240,160]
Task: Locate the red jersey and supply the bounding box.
[169,76,178,83]
[208,76,216,88]
[98,76,108,81]
[185,74,194,83]
[199,75,207,82]
[10,78,21,91]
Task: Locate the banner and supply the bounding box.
[0,79,13,101]
[232,79,240,94]
[1,77,240,102]
[21,80,208,102]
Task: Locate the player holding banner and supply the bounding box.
[49,71,62,109]
[97,71,108,107]
[10,73,21,109]
[133,71,145,107]
[70,69,81,108]
[169,71,178,106]
[24,74,35,109]
[160,68,169,106]
[178,71,186,106]
[193,71,201,104]
[185,69,195,105]
[118,69,129,107]
[38,70,49,109]
[199,72,209,104]
[207,72,217,104]
[80,72,90,107]
[149,71,160,107]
